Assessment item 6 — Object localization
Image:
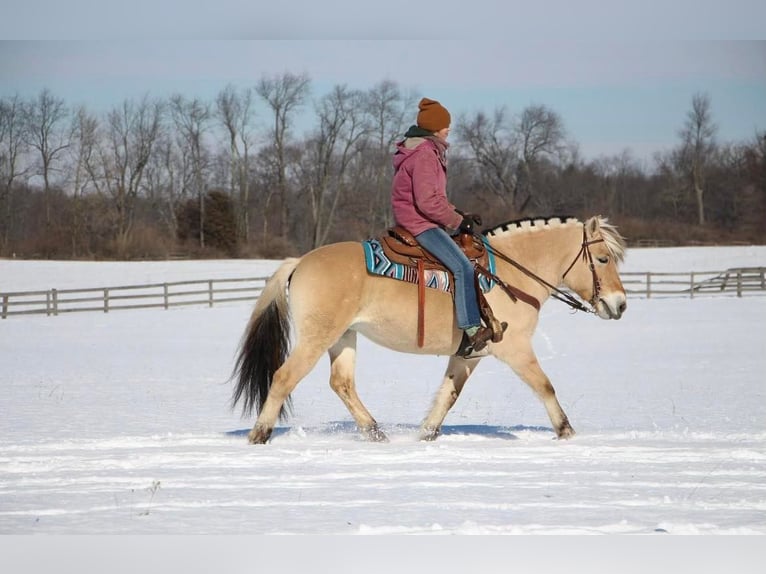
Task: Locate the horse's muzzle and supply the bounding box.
[597,295,627,320]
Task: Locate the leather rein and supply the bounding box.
[474,225,605,314]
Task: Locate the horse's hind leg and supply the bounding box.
[328,331,388,442]
[249,343,326,444]
[420,355,481,441]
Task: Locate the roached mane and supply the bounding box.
[483,215,626,263]
[482,215,579,236]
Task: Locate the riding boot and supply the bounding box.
[456,322,507,358]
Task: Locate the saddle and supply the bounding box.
[379,226,505,348]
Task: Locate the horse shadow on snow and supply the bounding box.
[225,421,554,441]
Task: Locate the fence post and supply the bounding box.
[52,289,58,316]
[46,291,51,316]
[737,270,742,297]
[646,272,652,299]
[104,288,109,313]
[2,294,8,319]
[690,272,694,299]
[163,284,169,310]
[208,280,214,308]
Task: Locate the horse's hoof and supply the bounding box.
[248,425,272,444]
[420,427,441,441]
[556,425,576,440]
[361,425,389,443]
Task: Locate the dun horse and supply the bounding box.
[232,216,627,444]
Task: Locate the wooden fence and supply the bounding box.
[1,277,268,319]
[2,267,764,319]
[621,267,766,298]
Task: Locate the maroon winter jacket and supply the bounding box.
[391,137,462,236]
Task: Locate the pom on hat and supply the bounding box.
[416,98,451,132]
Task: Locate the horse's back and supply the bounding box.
[292,241,367,287]
[289,241,459,354]
[287,242,367,334]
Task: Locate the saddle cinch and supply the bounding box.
[379,226,506,348]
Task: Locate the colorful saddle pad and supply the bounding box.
[362,238,496,294]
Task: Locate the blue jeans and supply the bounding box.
[415,227,481,330]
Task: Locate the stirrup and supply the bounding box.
[456,323,506,358]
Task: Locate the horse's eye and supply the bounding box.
[597,256,609,264]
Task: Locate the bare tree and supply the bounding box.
[4,82,763,257]
[752,130,766,194]
[67,105,99,256]
[455,107,521,210]
[255,72,311,241]
[744,130,766,232]
[515,104,567,212]
[0,94,30,251]
[87,96,163,256]
[592,149,640,215]
[299,85,370,249]
[143,131,192,241]
[518,105,567,162]
[215,84,256,243]
[23,88,71,227]
[362,80,414,234]
[654,148,689,220]
[170,94,211,247]
[678,92,717,225]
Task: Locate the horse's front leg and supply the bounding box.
[493,337,575,439]
[420,355,482,441]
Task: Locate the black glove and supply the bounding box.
[466,212,482,226]
[459,212,483,233]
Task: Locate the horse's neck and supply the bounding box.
[490,225,580,287]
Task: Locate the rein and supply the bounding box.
[474,225,604,314]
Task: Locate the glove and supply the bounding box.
[466,212,482,226]
[459,212,483,233]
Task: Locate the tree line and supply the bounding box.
[1,74,764,260]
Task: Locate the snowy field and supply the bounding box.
[1,246,765,541]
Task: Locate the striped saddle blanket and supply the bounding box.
[362,238,496,294]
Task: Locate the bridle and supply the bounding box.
[562,226,605,308]
[476,224,605,314]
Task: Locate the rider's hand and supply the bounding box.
[459,213,482,233]
[466,212,482,226]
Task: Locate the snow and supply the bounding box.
[1,246,765,538]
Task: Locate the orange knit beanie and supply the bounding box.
[416,97,451,132]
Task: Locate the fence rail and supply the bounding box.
[621,267,766,298]
[2,267,764,319]
[1,277,268,319]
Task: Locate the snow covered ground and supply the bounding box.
[1,246,765,538]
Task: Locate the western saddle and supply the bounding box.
[379,226,506,349]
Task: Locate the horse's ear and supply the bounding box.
[586,216,601,236]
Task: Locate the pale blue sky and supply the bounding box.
[2,40,764,163]
[2,3,764,163]
[2,1,766,41]
[0,0,766,164]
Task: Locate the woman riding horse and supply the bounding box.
[391,97,494,357]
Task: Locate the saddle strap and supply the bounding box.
[476,282,504,344]
[417,259,426,347]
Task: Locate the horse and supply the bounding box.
[232,215,627,444]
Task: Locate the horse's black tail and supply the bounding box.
[231,258,299,422]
